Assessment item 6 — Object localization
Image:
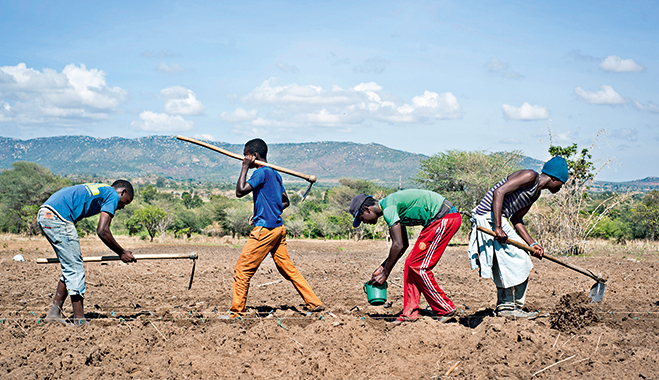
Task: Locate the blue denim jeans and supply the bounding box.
[38,207,86,297]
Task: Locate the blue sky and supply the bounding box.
[1,0,657,181]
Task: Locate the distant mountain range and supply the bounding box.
[0,135,655,191]
[591,176,659,192]
[0,135,427,186]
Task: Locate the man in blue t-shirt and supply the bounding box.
[38,180,135,326]
[228,138,323,318]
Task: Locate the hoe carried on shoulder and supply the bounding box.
[176,135,317,200]
[476,226,606,302]
[37,253,199,290]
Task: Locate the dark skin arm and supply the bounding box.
[371,223,408,285]
[510,205,543,258]
[491,169,543,258]
[97,212,136,263]
[282,191,290,210]
[235,154,255,198]
[237,152,289,222]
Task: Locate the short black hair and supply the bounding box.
[112,180,134,198]
[245,138,268,159]
[360,196,378,213]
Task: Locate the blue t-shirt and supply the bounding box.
[43,183,120,223]
[247,167,284,228]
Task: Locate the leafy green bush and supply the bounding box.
[0,162,70,234]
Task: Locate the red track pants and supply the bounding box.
[401,212,461,319]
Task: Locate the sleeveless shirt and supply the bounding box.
[474,173,540,218]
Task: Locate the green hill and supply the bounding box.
[3,135,652,191]
[0,135,427,186]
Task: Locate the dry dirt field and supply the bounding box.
[1,234,658,379]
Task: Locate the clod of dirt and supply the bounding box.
[550,292,599,333]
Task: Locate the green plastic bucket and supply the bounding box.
[363,281,388,305]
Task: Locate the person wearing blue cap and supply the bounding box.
[350,189,461,322]
[468,156,569,319]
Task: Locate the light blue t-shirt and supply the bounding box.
[247,167,284,228]
[43,183,119,223]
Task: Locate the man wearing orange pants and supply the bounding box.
[350,190,461,322]
[229,138,323,317]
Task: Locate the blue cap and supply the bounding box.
[541,156,569,183]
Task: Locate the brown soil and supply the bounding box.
[550,292,599,333]
[1,236,658,379]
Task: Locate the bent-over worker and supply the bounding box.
[468,156,569,319]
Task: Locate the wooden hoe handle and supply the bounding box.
[37,253,198,264]
[176,135,317,183]
[476,226,605,282]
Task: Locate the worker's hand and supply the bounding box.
[531,244,544,259]
[494,226,508,243]
[370,265,387,286]
[120,250,136,263]
[242,153,256,169]
[248,215,254,226]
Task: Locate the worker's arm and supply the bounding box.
[491,170,538,242]
[371,223,408,285]
[236,154,255,198]
[282,191,290,210]
[510,206,543,258]
[97,212,136,263]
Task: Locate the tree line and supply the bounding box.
[1,145,658,252]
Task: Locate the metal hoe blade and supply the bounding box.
[301,181,314,201]
[588,282,606,303]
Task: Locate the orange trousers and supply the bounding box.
[230,226,323,315]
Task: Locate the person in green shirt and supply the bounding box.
[350,189,462,322]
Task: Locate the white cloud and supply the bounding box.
[276,63,299,73]
[574,85,627,104]
[551,131,580,144]
[242,78,355,105]
[632,99,659,113]
[485,58,523,79]
[220,107,258,122]
[156,63,184,73]
[222,78,461,130]
[160,86,205,115]
[0,63,126,125]
[131,111,193,132]
[501,102,549,120]
[411,91,461,119]
[194,133,215,141]
[599,55,644,73]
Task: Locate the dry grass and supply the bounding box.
[3,232,656,262]
[581,238,659,260]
